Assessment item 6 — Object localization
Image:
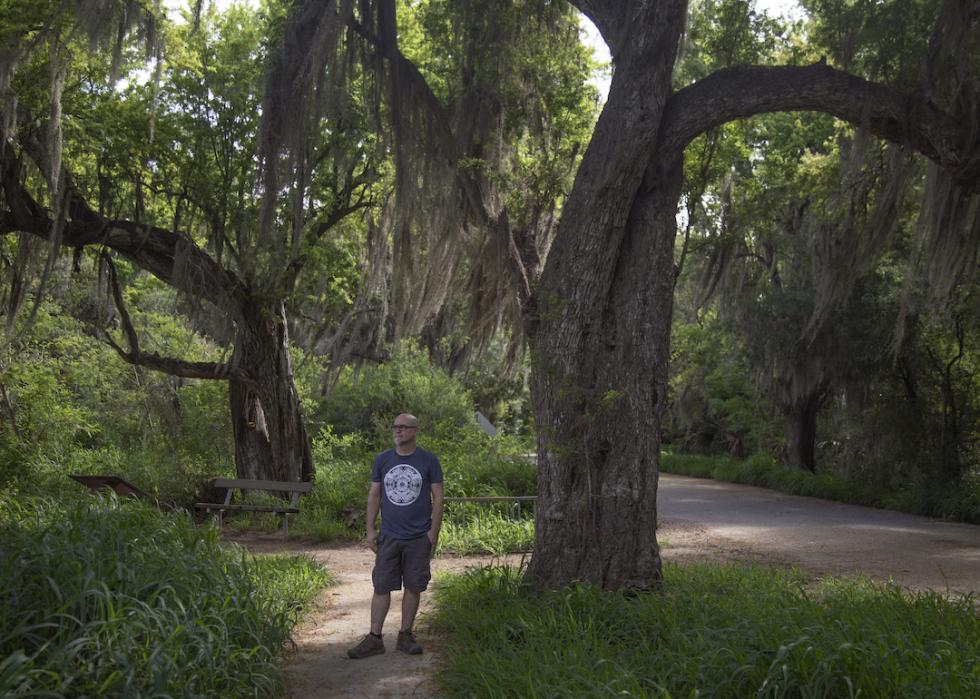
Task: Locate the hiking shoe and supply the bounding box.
[397,630,423,655]
[347,634,385,659]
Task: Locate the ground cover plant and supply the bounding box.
[430,563,980,698]
[0,491,331,697]
[661,453,980,524]
[440,504,535,555]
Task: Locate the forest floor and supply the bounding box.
[230,473,980,698]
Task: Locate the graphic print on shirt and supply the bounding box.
[384,464,423,506]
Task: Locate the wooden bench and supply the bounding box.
[195,479,313,535]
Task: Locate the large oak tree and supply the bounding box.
[522,0,977,589]
[307,0,977,589]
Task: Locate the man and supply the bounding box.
[347,413,444,659]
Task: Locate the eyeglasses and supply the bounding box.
[391,424,418,431]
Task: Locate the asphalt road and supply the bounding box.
[657,473,980,596]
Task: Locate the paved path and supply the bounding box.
[657,473,980,596]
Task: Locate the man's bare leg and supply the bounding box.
[370,592,391,635]
[400,588,421,632]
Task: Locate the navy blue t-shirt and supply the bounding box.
[372,447,443,539]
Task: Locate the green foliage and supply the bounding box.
[319,341,477,440]
[802,0,941,88]
[672,0,980,486]
[679,0,788,84]
[403,0,599,229]
[292,428,373,540]
[439,509,534,556]
[424,427,535,498]
[456,348,534,439]
[431,563,980,697]
[0,293,233,505]
[0,491,331,697]
[440,502,535,556]
[667,315,782,456]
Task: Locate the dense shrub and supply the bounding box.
[0,300,234,505]
[319,341,476,441]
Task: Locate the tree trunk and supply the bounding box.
[229,300,314,483]
[524,0,688,591]
[780,392,821,473]
[528,163,681,590]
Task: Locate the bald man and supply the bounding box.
[347,413,444,658]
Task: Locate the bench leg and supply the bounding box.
[283,513,289,536]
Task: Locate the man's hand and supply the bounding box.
[365,531,378,553]
[427,528,439,557]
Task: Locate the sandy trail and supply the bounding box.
[229,534,524,698]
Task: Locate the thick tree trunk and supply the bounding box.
[528,163,681,590]
[524,0,688,591]
[229,301,314,483]
[779,392,821,473]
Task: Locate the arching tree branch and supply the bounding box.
[658,63,978,190]
[1,139,250,318]
[568,0,628,58]
[101,254,247,383]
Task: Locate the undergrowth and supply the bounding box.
[0,491,331,697]
[430,563,980,698]
[440,506,534,555]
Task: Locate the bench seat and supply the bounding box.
[195,478,312,535]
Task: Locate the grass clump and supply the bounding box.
[440,505,534,555]
[0,492,332,697]
[430,563,980,698]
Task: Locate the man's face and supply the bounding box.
[392,417,419,448]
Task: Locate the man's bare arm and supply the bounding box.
[428,482,444,551]
[365,482,382,551]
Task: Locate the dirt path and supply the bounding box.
[229,534,525,698]
[229,476,980,697]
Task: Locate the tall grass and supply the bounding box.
[0,492,331,697]
[430,563,980,698]
[440,506,534,555]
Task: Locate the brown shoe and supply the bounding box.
[347,633,385,659]
[397,630,423,655]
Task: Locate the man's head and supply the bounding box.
[392,413,419,452]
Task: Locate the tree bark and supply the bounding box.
[526,0,688,590]
[229,300,314,482]
[779,392,822,473]
[529,161,681,590]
